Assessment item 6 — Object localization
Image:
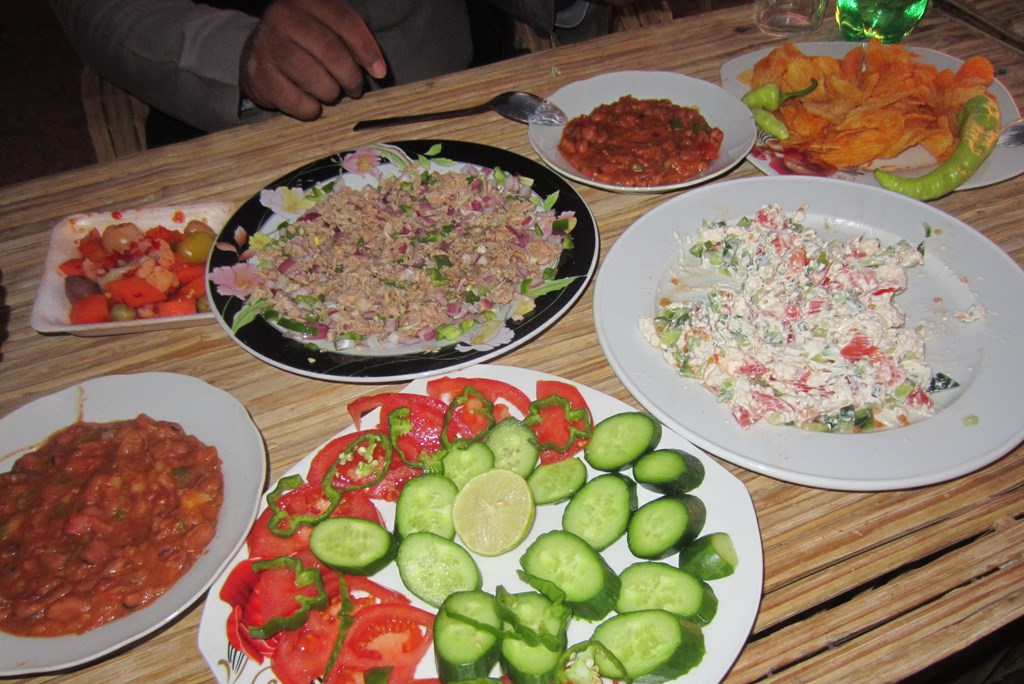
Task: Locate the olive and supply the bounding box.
[109,303,137,321]
[183,219,216,236]
[174,231,215,263]
[64,275,101,303]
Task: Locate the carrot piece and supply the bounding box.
[172,261,206,283]
[106,276,166,307]
[155,298,197,317]
[177,275,207,299]
[69,293,111,324]
[59,258,86,277]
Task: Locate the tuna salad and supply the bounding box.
[640,203,960,432]
[212,146,578,352]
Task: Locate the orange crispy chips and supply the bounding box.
[749,40,995,170]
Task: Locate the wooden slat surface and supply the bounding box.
[1,4,1022,683]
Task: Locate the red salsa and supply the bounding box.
[0,415,223,637]
[558,95,724,187]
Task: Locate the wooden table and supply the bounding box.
[2,4,1022,682]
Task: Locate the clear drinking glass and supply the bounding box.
[836,0,929,43]
[754,0,827,36]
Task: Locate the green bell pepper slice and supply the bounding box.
[247,555,329,640]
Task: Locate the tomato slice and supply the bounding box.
[272,606,342,684]
[531,380,593,464]
[426,376,532,416]
[246,481,382,559]
[345,575,410,612]
[336,603,434,677]
[347,392,472,468]
[306,429,392,495]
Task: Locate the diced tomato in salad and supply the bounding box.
[225,376,593,682]
[61,218,217,324]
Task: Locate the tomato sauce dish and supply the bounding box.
[0,373,265,675]
[30,203,234,337]
[529,71,756,193]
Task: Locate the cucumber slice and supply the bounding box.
[617,561,718,626]
[527,457,587,505]
[443,439,495,489]
[435,590,502,682]
[394,473,458,539]
[584,412,662,472]
[396,531,481,607]
[627,494,707,560]
[561,473,637,551]
[632,448,705,495]
[519,530,620,621]
[499,591,568,684]
[678,532,739,580]
[485,418,540,477]
[308,516,396,576]
[591,609,705,681]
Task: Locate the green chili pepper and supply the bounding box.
[322,432,393,495]
[247,555,329,639]
[742,79,819,111]
[265,473,341,538]
[874,94,1001,201]
[440,386,496,447]
[322,574,356,679]
[742,79,818,141]
[521,395,593,452]
[751,108,791,140]
[387,407,444,472]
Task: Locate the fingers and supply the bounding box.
[238,0,387,121]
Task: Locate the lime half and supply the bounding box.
[452,469,536,556]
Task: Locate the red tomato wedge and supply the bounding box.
[306,430,392,494]
[272,606,342,684]
[346,392,472,468]
[531,379,593,464]
[246,481,382,559]
[335,603,434,680]
[426,376,532,416]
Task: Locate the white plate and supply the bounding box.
[529,71,756,193]
[0,373,266,674]
[594,176,1024,491]
[720,42,1024,189]
[31,203,233,336]
[198,364,763,683]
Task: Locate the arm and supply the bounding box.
[51,0,260,132]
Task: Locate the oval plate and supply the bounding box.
[595,176,1024,490]
[529,70,756,193]
[199,364,763,683]
[207,140,598,383]
[719,42,1024,189]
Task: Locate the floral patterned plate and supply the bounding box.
[206,140,597,383]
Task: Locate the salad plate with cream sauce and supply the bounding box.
[595,176,1024,490]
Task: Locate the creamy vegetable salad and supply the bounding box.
[640,203,961,431]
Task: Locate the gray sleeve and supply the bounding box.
[51,0,260,132]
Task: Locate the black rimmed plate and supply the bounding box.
[207,140,598,383]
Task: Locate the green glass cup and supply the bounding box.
[836,0,929,43]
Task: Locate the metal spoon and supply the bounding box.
[353,91,567,131]
[998,116,1024,147]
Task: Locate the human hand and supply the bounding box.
[239,0,388,121]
